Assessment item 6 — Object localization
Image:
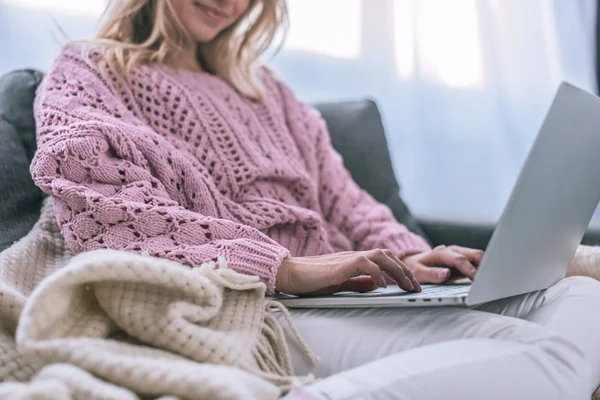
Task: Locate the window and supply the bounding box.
[1,0,106,17]
[0,0,106,73]
[285,0,362,59]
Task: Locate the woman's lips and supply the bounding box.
[193,2,229,19]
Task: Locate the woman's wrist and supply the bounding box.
[276,257,293,294]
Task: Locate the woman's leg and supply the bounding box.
[476,276,600,391]
[279,276,600,400]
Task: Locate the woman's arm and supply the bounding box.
[276,81,431,259]
[31,46,289,294]
[314,118,431,258]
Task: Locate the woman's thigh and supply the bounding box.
[279,302,564,378]
[476,276,600,389]
[279,276,600,380]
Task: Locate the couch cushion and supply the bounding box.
[0,70,46,250]
[0,70,44,162]
[0,116,44,250]
[313,100,428,241]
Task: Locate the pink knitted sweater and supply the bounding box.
[31,45,430,294]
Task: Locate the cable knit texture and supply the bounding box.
[31,45,430,294]
[0,198,316,399]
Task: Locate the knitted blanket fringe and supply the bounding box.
[0,199,317,400]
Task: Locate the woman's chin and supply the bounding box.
[190,29,222,44]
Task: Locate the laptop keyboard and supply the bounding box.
[330,284,472,299]
[409,284,471,298]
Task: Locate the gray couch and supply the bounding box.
[2,69,600,251]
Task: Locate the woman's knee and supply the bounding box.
[550,275,600,300]
[561,275,600,289]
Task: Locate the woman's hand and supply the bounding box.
[402,245,485,284]
[275,249,421,296]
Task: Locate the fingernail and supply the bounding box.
[404,277,414,291]
[380,277,388,288]
[438,269,450,279]
[413,278,422,292]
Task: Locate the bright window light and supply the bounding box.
[284,0,362,59]
[415,0,484,88]
[394,0,485,88]
[394,0,416,79]
[1,0,107,18]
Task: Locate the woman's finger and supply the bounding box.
[421,247,477,279]
[366,249,416,292]
[384,249,422,292]
[411,263,451,284]
[338,276,379,293]
[332,255,384,289]
[448,245,485,266]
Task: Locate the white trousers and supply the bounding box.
[280,276,600,400]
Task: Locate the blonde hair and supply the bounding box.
[92,0,288,99]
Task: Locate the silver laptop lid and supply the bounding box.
[467,82,600,305]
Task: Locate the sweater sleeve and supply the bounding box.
[276,82,431,259]
[31,47,289,294]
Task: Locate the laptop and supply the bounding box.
[273,82,600,308]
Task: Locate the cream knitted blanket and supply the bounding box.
[0,199,317,400]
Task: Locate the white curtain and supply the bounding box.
[0,1,105,72]
[1,0,597,218]
[273,0,598,218]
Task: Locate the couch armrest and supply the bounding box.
[582,220,600,246]
[418,214,600,250]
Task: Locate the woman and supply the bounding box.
[31,0,600,399]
